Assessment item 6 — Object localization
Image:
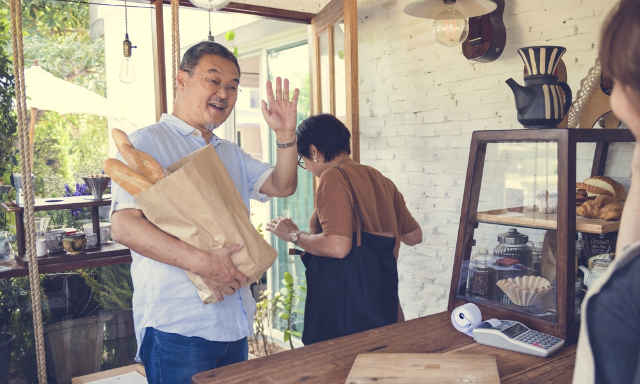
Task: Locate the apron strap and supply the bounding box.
[336,167,363,247]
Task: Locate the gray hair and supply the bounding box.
[179,42,241,79]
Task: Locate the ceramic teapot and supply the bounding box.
[506,46,572,128]
[579,259,611,289]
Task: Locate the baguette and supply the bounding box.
[112,129,141,173]
[133,149,167,183]
[103,158,154,197]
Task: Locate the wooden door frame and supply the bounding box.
[309,0,359,162]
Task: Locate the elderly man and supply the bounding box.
[110,42,299,383]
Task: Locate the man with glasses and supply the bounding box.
[110,42,299,384]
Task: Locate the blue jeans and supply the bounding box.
[139,327,248,384]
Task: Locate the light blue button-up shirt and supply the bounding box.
[110,114,273,360]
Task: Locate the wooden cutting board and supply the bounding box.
[344,354,500,384]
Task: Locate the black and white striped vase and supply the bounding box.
[506,46,572,128]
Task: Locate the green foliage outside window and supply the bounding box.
[0,0,107,198]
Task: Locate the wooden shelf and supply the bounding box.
[1,195,112,213]
[14,241,129,267]
[1,196,114,259]
[0,242,131,279]
[476,207,620,234]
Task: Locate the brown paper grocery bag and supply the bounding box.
[135,145,277,304]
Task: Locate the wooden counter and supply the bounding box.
[192,311,576,384]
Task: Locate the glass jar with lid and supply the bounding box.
[527,237,543,276]
[468,247,496,296]
[493,228,534,282]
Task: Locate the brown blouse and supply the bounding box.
[309,158,420,259]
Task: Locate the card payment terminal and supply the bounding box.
[473,320,565,357]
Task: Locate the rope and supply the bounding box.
[171,0,180,100]
[9,0,48,382]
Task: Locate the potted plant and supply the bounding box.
[41,272,113,383]
[0,278,25,384]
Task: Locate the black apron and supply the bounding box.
[300,167,399,345]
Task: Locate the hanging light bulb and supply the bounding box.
[432,1,469,47]
[207,10,214,42]
[120,34,136,84]
[189,0,231,11]
[120,0,137,84]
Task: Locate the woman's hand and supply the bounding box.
[261,77,299,142]
[265,217,300,242]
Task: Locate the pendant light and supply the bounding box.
[120,0,137,84]
[404,0,497,47]
[208,10,214,42]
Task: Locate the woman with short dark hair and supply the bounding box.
[574,1,640,383]
[266,113,422,345]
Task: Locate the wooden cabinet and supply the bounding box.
[448,128,634,344]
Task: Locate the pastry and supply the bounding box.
[576,189,588,206]
[578,176,626,201]
[536,190,557,214]
[576,195,623,221]
[600,202,623,221]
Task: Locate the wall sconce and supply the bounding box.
[404,0,497,47]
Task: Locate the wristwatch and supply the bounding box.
[291,231,303,245]
[276,136,297,149]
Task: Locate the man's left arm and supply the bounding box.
[258,77,299,198]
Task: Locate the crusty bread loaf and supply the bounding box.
[575,182,613,198]
[133,149,167,183]
[103,158,153,197]
[581,176,626,201]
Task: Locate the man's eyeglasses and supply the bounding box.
[183,70,241,95]
[298,155,306,170]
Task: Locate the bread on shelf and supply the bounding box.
[576,195,623,221]
[577,176,626,201]
[576,189,588,206]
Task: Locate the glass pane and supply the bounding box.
[577,143,596,181]
[464,142,560,323]
[478,142,559,219]
[319,31,330,114]
[333,21,346,120]
[458,223,557,323]
[266,43,312,341]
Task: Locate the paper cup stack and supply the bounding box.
[497,276,551,306]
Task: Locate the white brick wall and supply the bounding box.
[238,0,632,320]
[357,0,625,319]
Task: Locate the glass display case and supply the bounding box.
[448,128,635,344]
